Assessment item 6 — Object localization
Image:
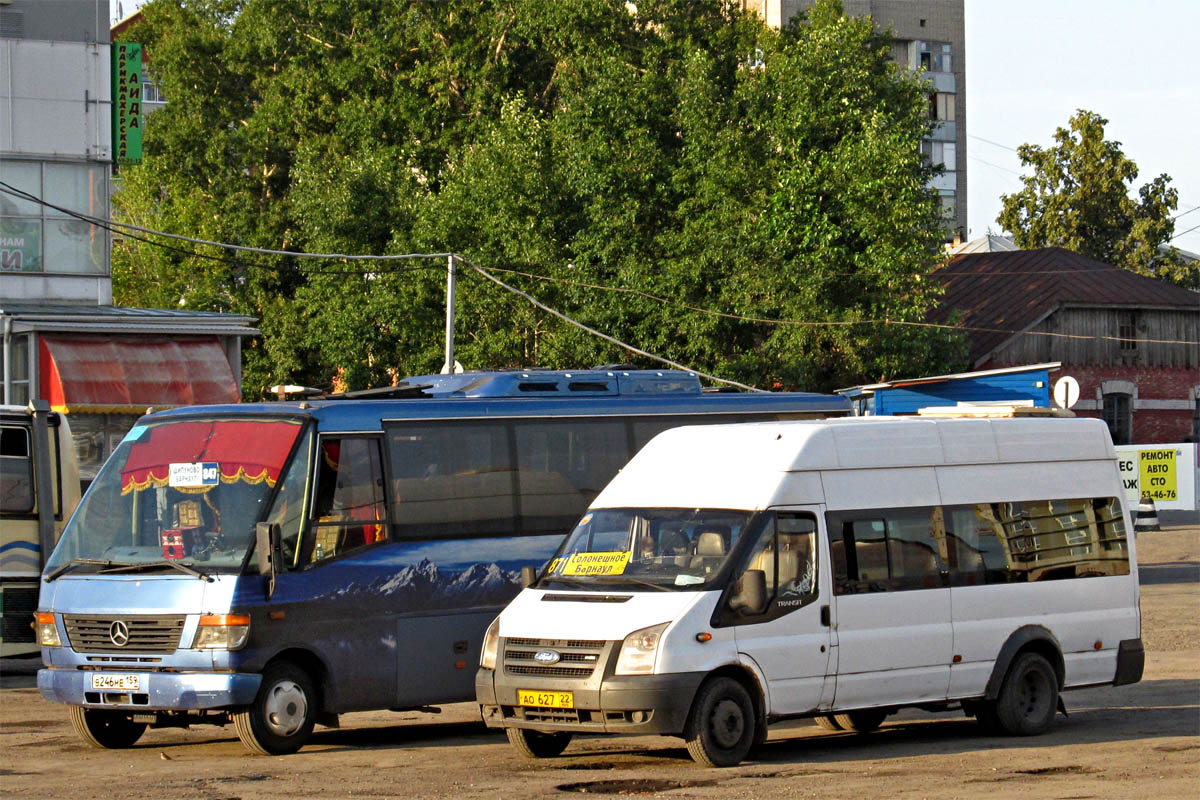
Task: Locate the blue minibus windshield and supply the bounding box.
[44,417,305,576]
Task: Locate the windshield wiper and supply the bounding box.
[552,574,672,592]
[44,558,128,582]
[100,560,214,582]
[44,558,212,582]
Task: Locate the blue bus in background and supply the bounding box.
[34,369,849,754]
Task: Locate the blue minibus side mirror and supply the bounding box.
[255,523,282,598]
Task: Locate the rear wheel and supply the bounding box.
[234,660,317,755]
[68,706,146,749]
[505,727,572,758]
[832,709,888,733]
[684,677,757,767]
[994,652,1058,736]
[812,714,843,731]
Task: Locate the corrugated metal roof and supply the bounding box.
[929,247,1199,365]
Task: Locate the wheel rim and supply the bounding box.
[709,698,746,749]
[1017,668,1052,720]
[263,679,308,737]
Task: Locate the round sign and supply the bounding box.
[1053,375,1080,409]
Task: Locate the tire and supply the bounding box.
[964,699,1001,731]
[993,652,1058,736]
[68,706,146,749]
[234,660,317,755]
[683,677,757,768]
[505,727,572,758]
[832,709,888,733]
[812,714,843,731]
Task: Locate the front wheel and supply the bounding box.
[994,652,1058,736]
[505,727,572,758]
[683,677,757,767]
[68,706,146,749]
[234,660,317,755]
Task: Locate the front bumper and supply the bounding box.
[38,667,261,710]
[477,667,705,736]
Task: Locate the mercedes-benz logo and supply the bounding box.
[109,620,130,647]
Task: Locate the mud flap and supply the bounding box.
[1056,697,1067,718]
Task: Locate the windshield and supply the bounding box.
[45,417,306,576]
[540,508,756,591]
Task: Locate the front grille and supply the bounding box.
[501,637,607,681]
[64,615,186,654]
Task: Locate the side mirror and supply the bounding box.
[520,565,538,588]
[731,569,768,615]
[255,523,282,598]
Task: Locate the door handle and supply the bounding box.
[820,604,831,627]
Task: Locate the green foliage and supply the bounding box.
[112,0,966,396]
[998,109,1196,288]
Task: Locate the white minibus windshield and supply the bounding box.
[540,508,755,591]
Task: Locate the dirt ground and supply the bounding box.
[2,523,1197,800]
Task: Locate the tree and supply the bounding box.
[998,109,1196,288]
[113,0,966,395]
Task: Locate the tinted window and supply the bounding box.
[828,507,944,594]
[0,425,34,514]
[514,419,629,536]
[944,498,1130,583]
[387,421,517,540]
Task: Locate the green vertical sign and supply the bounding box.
[112,41,144,167]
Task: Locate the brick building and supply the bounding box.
[929,248,1199,445]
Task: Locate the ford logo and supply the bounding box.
[533,650,561,665]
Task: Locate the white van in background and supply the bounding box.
[476,414,1143,767]
[1,401,80,656]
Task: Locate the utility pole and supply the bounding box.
[442,253,456,374]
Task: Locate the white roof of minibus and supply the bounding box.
[591,415,1116,511]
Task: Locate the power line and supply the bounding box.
[967,133,1020,153]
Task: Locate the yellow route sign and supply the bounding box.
[1139,449,1177,502]
[558,551,631,576]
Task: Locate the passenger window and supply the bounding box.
[514,419,629,535]
[731,512,818,616]
[944,498,1130,583]
[0,425,35,514]
[387,422,516,540]
[828,507,944,594]
[305,437,386,564]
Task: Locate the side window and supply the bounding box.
[732,512,818,616]
[387,421,516,540]
[304,437,386,564]
[0,425,35,514]
[945,498,1130,583]
[514,419,629,536]
[265,427,312,569]
[828,507,944,594]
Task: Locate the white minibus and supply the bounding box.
[476,415,1144,766]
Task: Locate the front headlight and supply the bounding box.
[615,622,670,675]
[480,618,500,670]
[192,614,250,650]
[35,612,61,647]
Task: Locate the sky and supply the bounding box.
[965,0,1200,254]
[110,0,1200,255]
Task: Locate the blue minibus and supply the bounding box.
[35,369,848,754]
